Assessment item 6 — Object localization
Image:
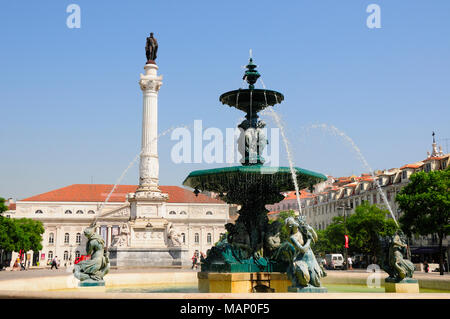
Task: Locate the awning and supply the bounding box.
[411,247,440,254]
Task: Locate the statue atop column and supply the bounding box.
[145,32,158,64]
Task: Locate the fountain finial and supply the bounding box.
[243,58,260,89]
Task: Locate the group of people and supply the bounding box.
[191,251,205,270]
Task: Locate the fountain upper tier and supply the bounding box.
[219,58,284,117]
[219,88,284,115]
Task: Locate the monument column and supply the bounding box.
[137,63,163,194]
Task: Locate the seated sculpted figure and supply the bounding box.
[387,231,415,281]
[73,222,110,284]
[280,216,326,288]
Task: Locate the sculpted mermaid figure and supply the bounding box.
[281,216,326,289]
[73,221,110,285]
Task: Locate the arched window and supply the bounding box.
[63,251,69,261]
[169,211,176,215]
[64,233,70,244]
[75,251,81,259]
[206,211,213,215]
[76,233,81,244]
[181,233,186,243]
[87,210,95,214]
[207,233,212,244]
[48,251,53,261]
[194,233,199,244]
[76,210,83,214]
[180,211,187,215]
[48,233,54,244]
[65,210,72,214]
[35,210,43,214]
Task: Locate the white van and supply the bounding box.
[325,254,344,270]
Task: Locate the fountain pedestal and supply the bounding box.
[384,278,419,293]
[198,272,291,293]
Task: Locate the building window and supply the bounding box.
[194,233,199,244]
[76,233,81,244]
[35,210,43,214]
[373,194,377,204]
[180,211,187,215]
[63,251,69,261]
[48,251,53,261]
[424,163,431,172]
[75,251,80,259]
[87,210,95,214]
[207,233,212,244]
[206,211,213,215]
[402,170,407,180]
[76,210,83,214]
[181,233,186,244]
[169,211,176,215]
[64,233,70,244]
[443,161,447,169]
[65,210,72,214]
[48,233,54,244]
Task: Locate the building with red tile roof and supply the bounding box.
[10,183,230,268]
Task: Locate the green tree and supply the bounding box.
[0,197,8,215]
[322,216,347,254]
[396,167,450,275]
[345,201,398,261]
[0,216,17,252]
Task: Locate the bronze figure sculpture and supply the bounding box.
[73,221,110,286]
[145,32,158,63]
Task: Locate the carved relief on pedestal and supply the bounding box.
[111,223,130,248]
[167,222,182,247]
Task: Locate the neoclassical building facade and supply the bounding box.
[10,184,229,267]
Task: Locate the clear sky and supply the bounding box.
[1,1,449,200]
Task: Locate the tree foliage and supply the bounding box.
[396,167,450,275]
[0,197,8,215]
[0,197,44,254]
[312,202,397,257]
[346,201,398,256]
[396,168,450,239]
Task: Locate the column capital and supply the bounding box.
[139,63,162,92]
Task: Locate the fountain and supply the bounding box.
[182,58,328,292]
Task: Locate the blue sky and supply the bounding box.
[1,1,449,199]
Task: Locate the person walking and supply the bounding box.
[347,257,353,270]
[191,252,198,270]
[424,260,429,273]
[51,256,58,270]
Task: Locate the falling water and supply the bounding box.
[306,123,399,227]
[95,124,191,219]
[259,78,303,215]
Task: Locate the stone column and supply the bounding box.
[136,63,164,196]
[107,226,112,247]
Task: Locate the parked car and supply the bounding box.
[74,255,90,264]
[325,254,344,269]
